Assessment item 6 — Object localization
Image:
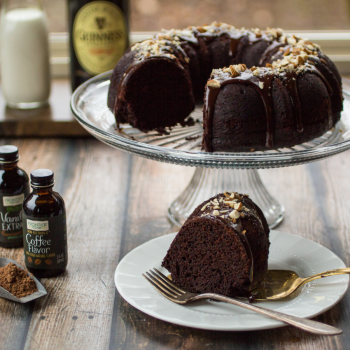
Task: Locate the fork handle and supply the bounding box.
[194,293,341,335]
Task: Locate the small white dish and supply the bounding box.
[115,230,349,331]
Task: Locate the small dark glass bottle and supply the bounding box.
[22,169,68,278]
[68,0,129,91]
[0,145,29,249]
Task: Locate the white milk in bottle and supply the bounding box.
[1,2,51,109]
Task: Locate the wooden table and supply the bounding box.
[0,138,349,349]
[1,78,350,348]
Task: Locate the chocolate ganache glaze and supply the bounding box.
[202,35,337,151]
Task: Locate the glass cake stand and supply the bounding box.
[71,72,350,228]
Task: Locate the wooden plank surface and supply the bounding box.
[1,137,350,350]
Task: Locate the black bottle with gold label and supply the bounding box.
[22,169,68,278]
[68,0,129,91]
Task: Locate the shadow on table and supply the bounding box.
[109,295,344,350]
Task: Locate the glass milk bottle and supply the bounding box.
[0,0,51,109]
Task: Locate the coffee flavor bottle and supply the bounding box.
[23,169,68,278]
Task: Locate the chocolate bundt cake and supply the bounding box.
[161,192,270,298]
[107,23,343,151]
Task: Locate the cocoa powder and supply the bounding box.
[0,263,38,298]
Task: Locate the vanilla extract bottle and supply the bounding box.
[23,169,68,278]
[68,0,129,91]
[0,145,29,248]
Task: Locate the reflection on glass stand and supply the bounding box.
[167,168,284,228]
[71,72,350,229]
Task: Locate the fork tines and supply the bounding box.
[142,268,185,300]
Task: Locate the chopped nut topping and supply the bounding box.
[133,25,319,81]
[283,48,291,56]
[201,203,210,211]
[266,27,278,38]
[207,79,221,88]
[235,64,247,72]
[229,65,240,77]
[259,81,264,89]
[287,36,297,45]
[213,210,220,216]
[131,39,183,61]
[234,202,243,211]
[252,28,261,35]
[253,69,260,76]
[229,210,240,219]
[297,56,305,65]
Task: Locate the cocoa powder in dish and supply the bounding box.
[0,263,38,298]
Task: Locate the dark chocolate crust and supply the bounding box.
[162,192,270,297]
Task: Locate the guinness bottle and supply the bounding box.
[68,0,129,91]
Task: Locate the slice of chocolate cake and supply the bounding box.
[108,39,195,133]
[162,192,270,298]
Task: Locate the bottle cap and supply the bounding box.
[0,145,19,163]
[30,169,54,188]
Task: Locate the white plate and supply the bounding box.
[115,230,349,331]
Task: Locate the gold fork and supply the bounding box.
[143,268,341,335]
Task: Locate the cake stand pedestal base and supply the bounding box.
[167,168,285,229]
